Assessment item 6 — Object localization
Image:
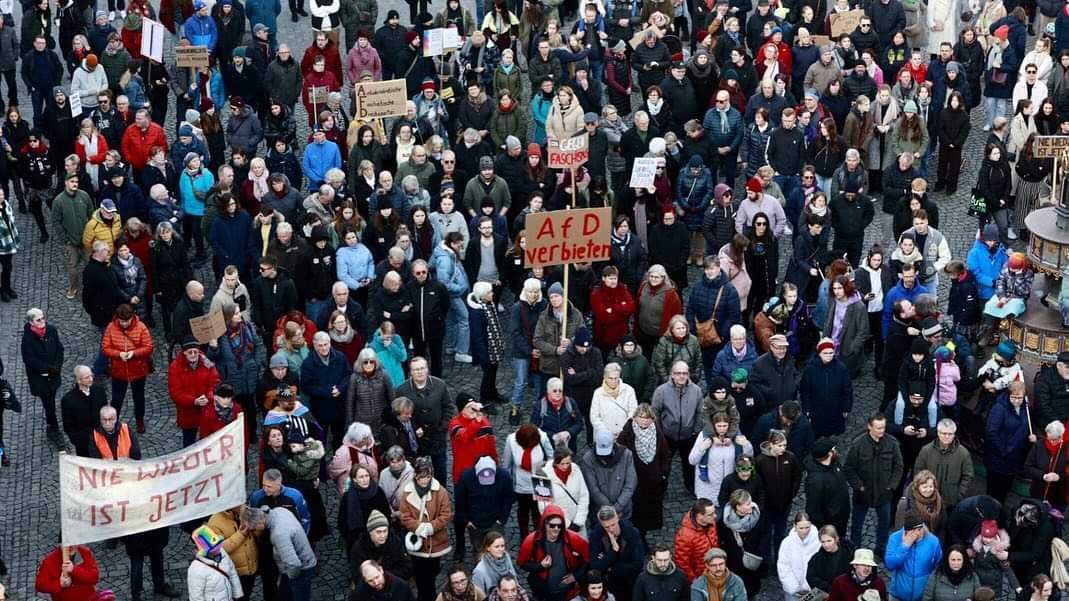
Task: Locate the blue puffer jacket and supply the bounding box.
[336,243,375,291]
[966,239,1008,301]
[885,529,942,601]
[429,244,469,297]
[184,14,219,51]
[701,106,744,153]
[676,167,714,231]
[530,394,585,451]
[209,211,255,274]
[212,323,263,395]
[179,167,216,217]
[711,341,757,380]
[985,391,1032,475]
[299,348,352,423]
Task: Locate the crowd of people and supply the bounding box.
[5,0,1069,597]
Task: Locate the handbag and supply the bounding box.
[967,188,987,217]
[695,287,724,348]
[732,530,763,570]
[0,378,20,413]
[991,68,1008,85]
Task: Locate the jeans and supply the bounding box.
[816,175,833,196]
[305,299,330,325]
[851,500,892,552]
[985,97,1009,129]
[30,87,47,126]
[130,548,165,598]
[766,507,789,559]
[111,378,147,421]
[510,357,545,406]
[431,451,448,487]
[774,174,801,203]
[589,60,605,84]
[917,145,933,179]
[93,325,109,377]
[445,295,470,355]
[280,567,314,601]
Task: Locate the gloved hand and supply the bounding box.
[416,522,434,538]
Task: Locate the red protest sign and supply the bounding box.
[524,207,612,267]
[547,135,590,169]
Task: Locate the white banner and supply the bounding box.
[60,417,246,545]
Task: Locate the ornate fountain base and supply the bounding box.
[1005,206,1069,363]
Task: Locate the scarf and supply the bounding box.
[227,322,256,366]
[117,255,138,283]
[547,392,564,410]
[851,568,875,589]
[414,480,431,498]
[480,553,516,587]
[501,62,515,74]
[911,486,943,531]
[214,401,234,423]
[647,97,664,116]
[31,323,47,338]
[732,344,748,361]
[482,300,505,363]
[329,325,354,343]
[723,504,761,532]
[521,443,535,471]
[947,566,971,586]
[601,377,621,398]
[632,421,658,464]
[554,463,572,481]
[704,571,731,601]
[249,169,269,200]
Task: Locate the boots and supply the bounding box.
[136,418,146,433]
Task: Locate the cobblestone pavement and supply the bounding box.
[0,2,1018,598]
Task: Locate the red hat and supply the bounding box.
[527,143,542,158]
[994,25,1009,40]
[816,337,836,353]
[980,519,998,538]
[420,79,436,92]
[746,176,763,195]
[404,30,420,45]
[230,96,245,108]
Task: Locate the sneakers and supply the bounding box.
[1008,227,1018,240]
[66,287,77,299]
[496,303,505,313]
[118,9,126,17]
[509,405,520,425]
[108,10,115,20]
[454,353,473,363]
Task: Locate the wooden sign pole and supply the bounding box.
[559,165,578,379]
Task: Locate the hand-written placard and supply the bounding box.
[629,158,658,188]
[524,207,613,267]
[423,28,444,56]
[547,135,590,169]
[175,45,211,69]
[69,91,82,118]
[352,79,409,119]
[189,310,227,344]
[307,85,330,105]
[1035,136,1069,158]
[829,9,865,37]
[60,417,246,545]
[140,18,166,62]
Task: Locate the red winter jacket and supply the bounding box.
[673,509,720,582]
[124,230,153,295]
[300,41,344,88]
[198,401,248,451]
[447,413,498,484]
[517,505,590,599]
[35,546,99,601]
[590,284,636,348]
[121,122,168,171]
[101,315,155,382]
[167,355,220,430]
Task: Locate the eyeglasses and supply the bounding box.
[1027,70,1037,74]
[802,175,815,180]
[442,159,455,163]
[716,99,728,104]
[655,167,665,171]
[546,522,563,530]
[860,23,870,27]
[671,371,688,375]
[736,465,753,472]
[755,222,768,227]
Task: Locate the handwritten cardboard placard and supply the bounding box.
[1035,136,1069,158]
[60,417,246,545]
[140,18,166,63]
[69,91,82,118]
[175,45,210,69]
[829,9,865,38]
[189,310,227,344]
[423,28,444,56]
[353,79,409,119]
[547,134,590,169]
[524,207,613,267]
[308,85,331,105]
[629,158,659,188]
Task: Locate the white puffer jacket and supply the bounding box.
[776,526,821,599]
[187,551,243,601]
[539,462,591,537]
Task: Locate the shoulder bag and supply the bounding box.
[695,287,724,348]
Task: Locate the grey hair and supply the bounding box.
[319,183,334,197]
[547,377,563,391]
[91,240,110,253]
[26,308,43,322]
[730,324,746,339]
[242,506,266,527]
[647,264,667,279]
[73,365,91,378]
[276,222,293,235]
[604,363,622,377]
[263,468,283,483]
[402,174,420,192]
[846,148,861,160]
[388,247,405,260]
[463,128,481,143]
[936,418,957,433]
[384,445,407,462]
[672,360,689,373]
[1047,421,1066,438]
[344,422,374,445]
[597,505,618,522]
[356,347,380,370]
[384,271,402,286]
[312,331,330,344]
[149,183,169,200]
[391,396,414,414]
[325,168,345,184]
[99,405,117,419]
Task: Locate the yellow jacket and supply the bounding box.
[81,209,122,256]
[207,510,259,576]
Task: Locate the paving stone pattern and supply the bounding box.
[0,3,1015,599]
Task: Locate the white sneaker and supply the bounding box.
[454,353,473,363]
[1007,227,1018,240]
[496,303,505,313]
[118,9,126,17]
[108,10,115,20]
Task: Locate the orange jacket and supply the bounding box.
[101,315,155,382]
[93,423,133,459]
[673,509,720,582]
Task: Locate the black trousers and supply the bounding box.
[937,143,964,193]
[412,334,445,378]
[412,557,441,601]
[666,435,697,493]
[0,253,11,291]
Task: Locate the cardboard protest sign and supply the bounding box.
[524,207,613,267]
[443,28,461,49]
[60,417,246,545]
[1035,136,1069,158]
[175,45,211,68]
[307,85,331,105]
[423,28,453,56]
[629,158,658,188]
[353,80,409,119]
[69,91,82,118]
[189,310,227,344]
[829,9,865,37]
[547,135,590,169]
[140,18,166,62]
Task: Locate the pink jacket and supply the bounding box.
[970,529,1011,562]
[345,45,382,82]
[326,441,381,494]
[933,360,961,407]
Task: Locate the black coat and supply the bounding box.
[351,572,415,601]
[404,277,449,342]
[150,237,193,305]
[1034,365,1069,429]
[616,418,673,531]
[748,352,799,408]
[60,385,108,456]
[648,221,689,276]
[349,532,413,586]
[21,322,64,400]
[1006,499,1055,585]
[82,258,120,327]
[717,471,767,509]
[806,540,856,592]
[632,563,689,601]
[804,457,852,533]
[248,270,300,333]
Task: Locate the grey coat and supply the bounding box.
[651,380,704,442]
[267,506,317,578]
[822,297,869,376]
[579,443,638,521]
[913,439,974,507]
[532,302,582,376]
[0,25,19,71]
[921,571,981,601]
